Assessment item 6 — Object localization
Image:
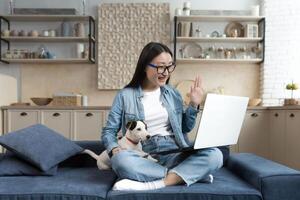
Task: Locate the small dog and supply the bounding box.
[83,120,157,170]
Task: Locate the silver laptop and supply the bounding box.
[152,94,249,155]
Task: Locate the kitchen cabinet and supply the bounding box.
[0,15,96,64]
[269,110,286,164]
[285,110,300,170]
[40,110,72,139]
[238,110,270,159]
[4,110,39,133]
[73,110,105,140]
[174,15,265,64]
[1,107,110,142]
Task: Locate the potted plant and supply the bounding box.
[284,82,299,105]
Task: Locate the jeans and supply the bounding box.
[111,135,223,186]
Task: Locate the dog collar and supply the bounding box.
[126,136,139,145]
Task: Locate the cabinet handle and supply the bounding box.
[251,113,258,117]
[274,113,279,117]
[86,113,93,117]
[290,113,295,118]
[20,112,28,116]
[53,112,61,117]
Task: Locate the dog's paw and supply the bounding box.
[147,155,158,162]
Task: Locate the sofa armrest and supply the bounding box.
[226,153,300,200]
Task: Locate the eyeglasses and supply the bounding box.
[148,62,176,74]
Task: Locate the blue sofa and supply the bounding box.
[0,141,300,200]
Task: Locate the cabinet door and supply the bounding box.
[41,110,72,139]
[286,110,300,170]
[74,110,105,140]
[6,110,39,133]
[238,110,270,159]
[269,110,286,164]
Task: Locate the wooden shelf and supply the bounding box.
[176,58,263,64]
[1,15,90,21]
[2,58,93,64]
[1,36,90,42]
[176,15,265,22]
[176,37,263,43]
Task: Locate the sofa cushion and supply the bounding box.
[0,167,117,200]
[107,168,262,200]
[0,152,57,176]
[0,124,83,171]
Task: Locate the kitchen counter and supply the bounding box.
[2,105,300,110]
[1,106,111,110]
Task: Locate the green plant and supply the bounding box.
[286,82,299,99]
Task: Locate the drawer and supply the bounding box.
[6,110,39,133]
[73,110,105,140]
[41,110,72,139]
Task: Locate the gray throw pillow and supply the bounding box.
[0,124,83,171]
[0,152,57,176]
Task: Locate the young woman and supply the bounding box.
[101,42,223,190]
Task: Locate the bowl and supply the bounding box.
[248,98,262,107]
[30,97,53,106]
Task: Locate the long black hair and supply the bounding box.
[125,42,173,88]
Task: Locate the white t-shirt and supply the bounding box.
[141,87,172,136]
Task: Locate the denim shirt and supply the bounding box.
[101,84,199,154]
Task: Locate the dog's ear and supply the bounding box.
[126,121,137,130]
[142,121,147,130]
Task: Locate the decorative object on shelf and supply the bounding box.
[10,30,18,37]
[175,8,182,16]
[82,0,86,15]
[10,102,31,106]
[2,29,10,37]
[82,95,88,106]
[190,10,251,16]
[30,97,53,106]
[98,3,170,89]
[182,43,202,58]
[210,31,220,38]
[182,22,191,37]
[250,5,260,16]
[42,30,49,37]
[182,2,191,16]
[248,98,262,106]
[61,21,72,37]
[28,30,39,37]
[245,24,258,38]
[225,22,244,37]
[13,8,77,15]
[76,43,84,58]
[284,82,299,105]
[52,93,82,106]
[74,22,85,37]
[9,0,15,15]
[18,30,27,36]
[195,26,202,37]
[49,29,57,37]
[38,45,48,59]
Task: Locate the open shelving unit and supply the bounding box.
[0,15,96,64]
[174,15,266,64]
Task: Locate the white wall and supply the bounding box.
[261,0,300,106]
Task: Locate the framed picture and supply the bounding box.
[245,24,258,38]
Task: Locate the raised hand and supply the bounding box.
[189,75,204,108]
